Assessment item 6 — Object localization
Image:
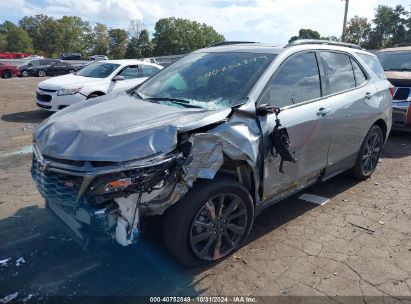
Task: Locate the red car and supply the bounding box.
[0,62,20,78]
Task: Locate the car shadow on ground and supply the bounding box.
[382,131,411,159]
[1,109,52,124]
[0,174,364,301]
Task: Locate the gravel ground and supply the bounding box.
[0,77,410,303]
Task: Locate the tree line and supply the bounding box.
[0,16,225,58]
[289,4,411,49]
[1,4,409,59]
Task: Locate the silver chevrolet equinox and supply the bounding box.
[32,40,393,265]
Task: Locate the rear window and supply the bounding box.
[356,53,386,79]
[376,51,411,72]
[351,59,367,86]
[320,52,356,95]
[141,65,160,77]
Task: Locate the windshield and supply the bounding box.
[76,62,120,78]
[135,52,276,109]
[377,51,411,71]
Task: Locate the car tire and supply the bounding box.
[37,70,46,77]
[351,125,383,180]
[2,70,13,78]
[163,177,254,266]
[20,70,28,77]
[68,69,75,74]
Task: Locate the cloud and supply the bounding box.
[0,0,406,43]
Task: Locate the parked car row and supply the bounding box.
[31,40,395,265]
[19,59,82,77]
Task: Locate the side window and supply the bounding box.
[320,52,356,94]
[351,59,367,86]
[263,52,321,108]
[31,60,41,66]
[117,65,140,79]
[357,53,386,79]
[141,65,159,77]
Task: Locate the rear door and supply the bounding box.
[258,51,331,199]
[50,61,68,75]
[318,51,376,177]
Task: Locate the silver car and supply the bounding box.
[31,40,392,265]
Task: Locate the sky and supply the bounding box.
[0,0,410,43]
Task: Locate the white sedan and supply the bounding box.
[35,59,162,111]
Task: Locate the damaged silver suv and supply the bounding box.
[32,40,392,265]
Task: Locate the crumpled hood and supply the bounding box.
[38,74,105,90]
[34,93,231,162]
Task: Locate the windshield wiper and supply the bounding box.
[143,97,204,109]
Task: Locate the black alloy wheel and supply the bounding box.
[189,193,248,261]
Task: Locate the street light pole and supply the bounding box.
[341,0,349,42]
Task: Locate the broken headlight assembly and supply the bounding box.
[87,155,183,201]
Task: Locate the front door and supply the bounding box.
[257,51,331,199]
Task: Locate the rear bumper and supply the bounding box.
[392,100,411,129]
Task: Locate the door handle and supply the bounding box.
[365,92,373,99]
[316,107,329,117]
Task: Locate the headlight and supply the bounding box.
[57,86,83,96]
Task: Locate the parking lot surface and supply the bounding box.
[0,78,410,302]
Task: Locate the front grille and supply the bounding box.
[36,93,52,102]
[31,156,83,206]
[38,87,57,93]
[393,87,410,101]
[36,103,51,109]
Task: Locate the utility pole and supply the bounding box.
[341,0,349,42]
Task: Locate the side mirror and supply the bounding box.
[112,75,125,82]
[256,104,281,116]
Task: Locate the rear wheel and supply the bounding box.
[351,125,383,180]
[163,177,254,266]
[37,69,46,77]
[2,70,12,78]
[68,69,75,74]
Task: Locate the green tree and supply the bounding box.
[19,15,61,56]
[153,17,224,55]
[90,23,110,56]
[108,28,128,59]
[138,29,154,57]
[125,37,142,59]
[58,16,91,55]
[345,16,371,46]
[288,28,321,43]
[0,21,33,52]
[365,5,409,49]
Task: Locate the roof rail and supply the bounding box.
[210,41,257,47]
[284,39,363,50]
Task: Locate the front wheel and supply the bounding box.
[163,177,254,266]
[2,70,12,78]
[351,125,383,180]
[68,69,75,74]
[21,70,28,77]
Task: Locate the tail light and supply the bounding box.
[389,83,395,98]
